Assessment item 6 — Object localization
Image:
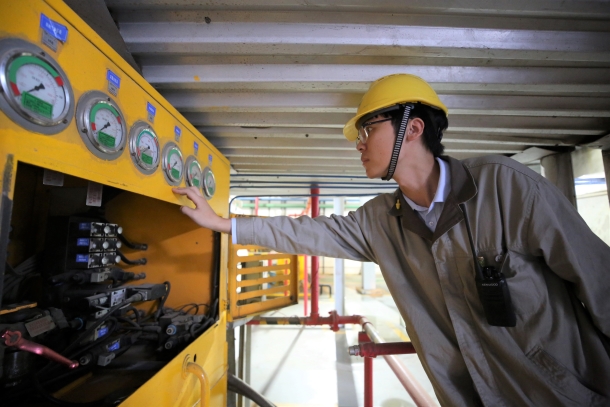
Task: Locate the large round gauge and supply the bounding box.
[162,142,184,186]
[185,156,203,189]
[0,39,74,134]
[202,166,216,198]
[129,121,160,175]
[76,91,126,160]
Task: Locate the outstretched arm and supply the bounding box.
[172,186,231,233]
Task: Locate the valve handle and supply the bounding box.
[1,329,79,369]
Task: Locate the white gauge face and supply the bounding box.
[0,39,74,134]
[203,167,216,198]
[76,91,126,160]
[185,157,202,188]
[13,60,67,120]
[92,105,123,149]
[166,148,183,182]
[128,122,160,174]
[161,142,184,185]
[137,130,159,167]
[189,164,202,187]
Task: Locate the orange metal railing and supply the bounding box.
[228,241,299,319]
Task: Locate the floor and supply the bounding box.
[237,273,440,407]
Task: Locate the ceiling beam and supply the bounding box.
[143,65,610,87]
[183,111,610,130]
[105,0,610,20]
[120,22,610,64]
[163,91,610,118]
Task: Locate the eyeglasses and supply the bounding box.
[356,117,392,144]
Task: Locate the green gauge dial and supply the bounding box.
[202,167,216,198]
[162,142,184,185]
[10,56,66,119]
[185,156,203,188]
[0,39,74,134]
[129,121,160,174]
[76,91,126,160]
[91,104,123,149]
[137,131,160,167]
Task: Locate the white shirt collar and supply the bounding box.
[403,157,450,214]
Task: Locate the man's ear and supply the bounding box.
[407,117,425,141]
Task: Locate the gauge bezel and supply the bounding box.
[184,156,203,189]
[129,120,160,175]
[75,90,126,160]
[0,38,74,135]
[162,141,184,186]
[202,166,216,199]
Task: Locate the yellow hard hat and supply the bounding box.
[343,74,448,141]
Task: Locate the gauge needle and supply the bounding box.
[25,83,45,93]
[100,121,111,132]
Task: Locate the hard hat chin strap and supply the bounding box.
[382,104,413,181]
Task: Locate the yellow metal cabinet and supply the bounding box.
[0,0,237,405]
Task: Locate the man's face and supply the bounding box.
[356,114,396,179]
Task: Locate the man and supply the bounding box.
[173,74,610,406]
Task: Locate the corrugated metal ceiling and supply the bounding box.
[102,0,610,196]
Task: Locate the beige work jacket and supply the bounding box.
[235,155,610,407]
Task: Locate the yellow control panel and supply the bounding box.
[0,0,231,405]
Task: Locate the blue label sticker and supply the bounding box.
[107,340,120,352]
[78,222,91,231]
[208,154,213,164]
[76,254,89,263]
[194,142,199,155]
[175,126,181,137]
[76,238,90,247]
[40,14,68,42]
[146,102,156,117]
[106,70,121,88]
[98,326,109,338]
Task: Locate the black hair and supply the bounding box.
[387,103,448,157]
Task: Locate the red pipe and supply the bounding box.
[303,255,308,315]
[365,356,373,407]
[359,331,374,407]
[359,319,437,407]
[310,187,320,317]
[247,315,436,406]
[349,342,417,358]
[247,311,361,332]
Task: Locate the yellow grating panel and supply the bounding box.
[228,217,299,320]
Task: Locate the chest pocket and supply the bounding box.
[456,250,546,320]
[491,251,546,318]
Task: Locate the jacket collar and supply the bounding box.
[387,156,478,242]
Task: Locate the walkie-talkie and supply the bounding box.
[460,204,516,327]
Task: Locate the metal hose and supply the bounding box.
[227,373,277,407]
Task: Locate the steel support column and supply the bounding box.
[333,197,345,316]
[541,151,577,208]
[602,150,610,208]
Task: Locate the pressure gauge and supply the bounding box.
[76,91,126,160]
[0,39,74,134]
[162,142,184,186]
[185,156,203,188]
[129,121,160,175]
[202,166,216,198]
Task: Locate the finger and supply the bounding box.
[174,187,204,206]
[172,187,189,195]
